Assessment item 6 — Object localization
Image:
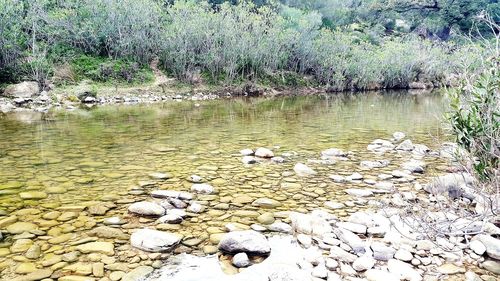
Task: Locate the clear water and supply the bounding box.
[0,91,449,279]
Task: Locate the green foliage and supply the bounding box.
[0,0,488,89]
[448,58,499,179]
[71,55,154,84]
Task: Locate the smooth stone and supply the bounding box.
[128,202,165,216]
[7,222,38,234]
[255,148,274,158]
[337,222,366,234]
[11,239,33,253]
[324,201,345,209]
[252,198,282,208]
[387,259,422,281]
[474,235,500,259]
[241,156,257,164]
[345,189,373,197]
[482,260,500,275]
[88,226,127,239]
[436,263,466,274]
[396,139,414,151]
[130,229,182,252]
[218,230,270,255]
[268,222,292,233]
[240,149,254,156]
[76,242,114,255]
[394,249,413,262]
[16,269,54,281]
[25,244,41,259]
[19,191,48,200]
[371,242,396,261]
[329,175,345,183]
[257,213,275,225]
[16,262,37,274]
[149,172,171,180]
[121,266,153,281]
[469,240,486,255]
[329,246,357,262]
[353,254,376,271]
[293,163,317,177]
[232,252,250,268]
[321,148,347,157]
[191,183,214,194]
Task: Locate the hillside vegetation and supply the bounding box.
[0,0,497,91]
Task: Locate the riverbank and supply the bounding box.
[0,78,436,114]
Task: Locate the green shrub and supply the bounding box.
[448,57,499,179]
[71,55,153,84]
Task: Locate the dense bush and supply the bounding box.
[0,0,485,90]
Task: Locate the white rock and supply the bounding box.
[130,229,182,252]
[325,258,338,270]
[374,181,394,191]
[396,139,414,151]
[191,183,214,194]
[188,175,203,183]
[329,175,345,183]
[387,259,422,281]
[469,240,486,256]
[393,132,405,141]
[401,159,425,173]
[337,222,367,234]
[151,190,193,200]
[268,222,292,233]
[324,201,345,210]
[332,228,365,254]
[361,160,389,169]
[394,249,413,262]
[346,172,363,181]
[329,246,357,262]
[293,163,317,177]
[353,254,376,271]
[166,208,186,218]
[218,230,270,255]
[312,263,328,279]
[255,147,274,158]
[473,234,500,259]
[232,252,250,268]
[371,242,396,261]
[187,202,205,213]
[240,148,254,156]
[321,148,347,157]
[128,202,165,216]
[157,214,183,224]
[345,189,373,197]
[297,234,312,248]
[241,156,257,164]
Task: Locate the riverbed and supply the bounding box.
[0,91,450,280]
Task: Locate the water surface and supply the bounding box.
[0,91,448,279]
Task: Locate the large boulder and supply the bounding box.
[218,230,271,255]
[2,82,39,98]
[130,229,182,252]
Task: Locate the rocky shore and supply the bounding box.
[0,81,434,115]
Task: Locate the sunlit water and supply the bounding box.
[0,91,449,279]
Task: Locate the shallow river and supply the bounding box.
[0,91,449,280]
